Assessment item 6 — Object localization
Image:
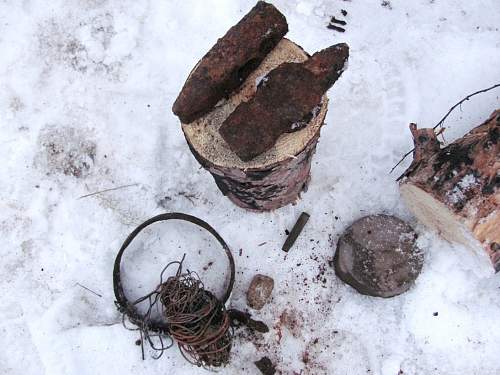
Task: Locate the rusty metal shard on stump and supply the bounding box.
[219,43,349,161]
[172,1,288,124]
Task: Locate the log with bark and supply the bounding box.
[181,38,344,211]
[174,1,349,211]
[399,110,500,272]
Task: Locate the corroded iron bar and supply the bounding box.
[172,1,288,124]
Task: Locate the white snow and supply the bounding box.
[446,173,479,204]
[458,174,478,189]
[255,74,269,87]
[1,1,499,374]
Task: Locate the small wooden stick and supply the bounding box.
[76,282,103,298]
[140,329,145,360]
[78,183,138,199]
[282,212,310,252]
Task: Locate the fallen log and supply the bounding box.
[399,110,500,272]
[172,1,288,124]
[182,39,332,211]
[219,43,348,161]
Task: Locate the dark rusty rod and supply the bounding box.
[172,1,288,124]
[282,212,310,252]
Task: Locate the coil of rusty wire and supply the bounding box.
[113,212,235,368]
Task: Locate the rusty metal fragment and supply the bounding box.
[228,309,269,333]
[282,212,310,252]
[219,43,349,161]
[254,357,276,375]
[172,1,288,124]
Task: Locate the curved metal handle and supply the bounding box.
[113,212,235,333]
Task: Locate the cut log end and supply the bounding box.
[400,183,495,271]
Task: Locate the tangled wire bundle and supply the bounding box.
[113,213,236,368]
[159,261,232,366]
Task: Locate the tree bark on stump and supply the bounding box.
[399,109,500,272]
[181,39,329,211]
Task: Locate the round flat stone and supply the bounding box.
[334,214,423,298]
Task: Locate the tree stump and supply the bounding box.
[399,109,500,272]
[181,39,329,211]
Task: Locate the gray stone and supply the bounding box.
[247,274,274,310]
[334,214,423,298]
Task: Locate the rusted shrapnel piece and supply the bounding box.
[172,1,288,124]
[228,309,269,333]
[254,357,276,375]
[219,43,349,161]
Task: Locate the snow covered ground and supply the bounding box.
[1,0,499,374]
